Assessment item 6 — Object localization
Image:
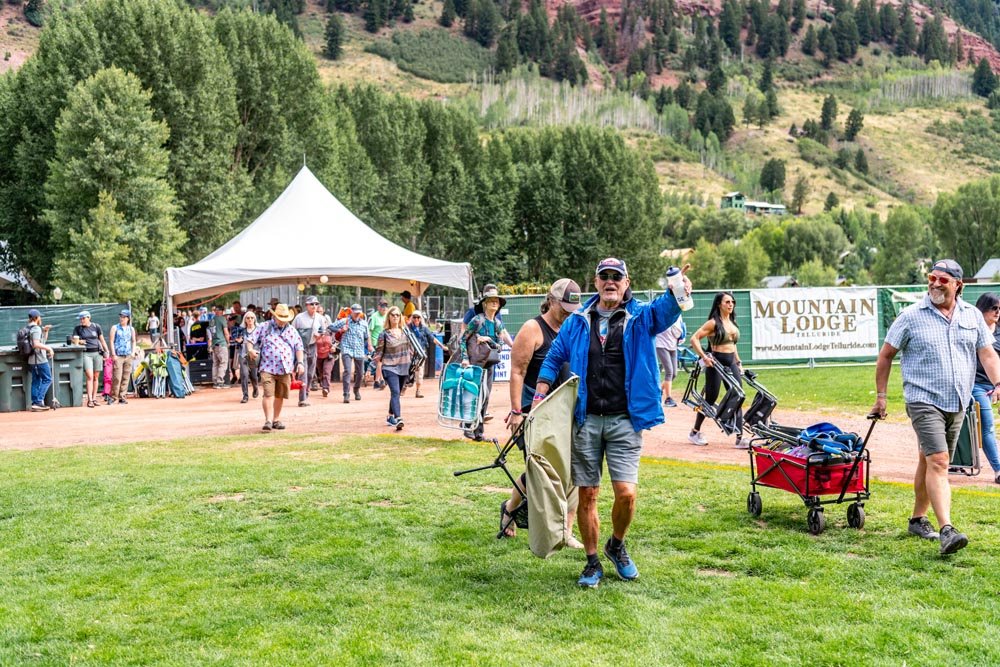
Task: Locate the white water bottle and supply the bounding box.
[666,266,694,311]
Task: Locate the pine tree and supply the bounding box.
[972,57,998,97]
[760,158,787,193]
[495,27,518,72]
[832,11,859,60]
[766,88,779,117]
[802,24,817,55]
[820,94,838,131]
[856,0,873,45]
[655,85,673,114]
[324,13,345,59]
[844,107,864,140]
[440,0,456,26]
[819,26,838,67]
[719,0,742,53]
[791,0,807,33]
[791,176,810,214]
[706,64,727,94]
[897,3,916,56]
[854,148,868,174]
[878,3,898,42]
[364,0,384,32]
[759,57,774,94]
[824,191,840,211]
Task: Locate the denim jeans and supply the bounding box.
[30,361,52,407]
[299,344,317,402]
[341,355,364,397]
[972,383,1000,472]
[384,369,404,419]
[240,353,259,399]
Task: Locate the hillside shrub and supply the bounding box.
[797,137,835,168]
[365,29,493,83]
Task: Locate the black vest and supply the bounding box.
[586,308,628,415]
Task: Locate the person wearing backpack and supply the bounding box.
[24,309,55,412]
[460,286,515,440]
[109,309,138,405]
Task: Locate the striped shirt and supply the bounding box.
[373,329,412,368]
[885,295,992,412]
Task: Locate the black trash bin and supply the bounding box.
[0,348,30,412]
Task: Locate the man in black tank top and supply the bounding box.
[497,279,582,541]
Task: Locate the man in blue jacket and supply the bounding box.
[532,257,689,588]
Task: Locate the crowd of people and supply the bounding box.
[19,254,1000,583]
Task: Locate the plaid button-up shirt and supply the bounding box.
[885,295,992,413]
[331,316,370,359]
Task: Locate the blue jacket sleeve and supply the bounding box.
[649,291,683,336]
[537,319,573,386]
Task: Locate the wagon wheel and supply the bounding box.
[847,503,865,529]
[807,508,826,535]
[747,492,762,517]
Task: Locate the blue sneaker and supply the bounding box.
[577,560,603,588]
[604,539,639,580]
[664,397,678,408]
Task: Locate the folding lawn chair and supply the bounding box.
[437,362,487,431]
[453,377,579,558]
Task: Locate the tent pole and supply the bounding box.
[165,273,175,347]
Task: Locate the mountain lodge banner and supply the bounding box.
[749,288,879,360]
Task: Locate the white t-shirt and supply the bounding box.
[147,315,160,331]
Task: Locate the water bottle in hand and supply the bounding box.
[666,266,694,311]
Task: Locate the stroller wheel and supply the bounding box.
[847,503,865,529]
[807,508,826,535]
[747,492,762,517]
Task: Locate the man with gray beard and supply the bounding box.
[872,259,1000,555]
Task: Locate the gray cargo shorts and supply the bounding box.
[572,413,643,486]
[905,402,964,457]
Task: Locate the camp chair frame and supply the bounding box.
[452,418,529,538]
[403,324,428,387]
[682,360,746,436]
[437,362,488,431]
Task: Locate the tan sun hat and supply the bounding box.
[272,303,294,323]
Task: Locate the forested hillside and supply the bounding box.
[3,0,1000,310]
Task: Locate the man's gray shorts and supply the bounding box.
[572,413,643,486]
[905,402,964,457]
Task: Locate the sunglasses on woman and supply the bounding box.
[597,272,624,282]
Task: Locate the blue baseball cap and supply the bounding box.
[119,309,131,318]
[77,310,92,320]
[28,308,41,319]
[596,257,628,277]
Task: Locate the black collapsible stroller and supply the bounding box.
[682,359,746,436]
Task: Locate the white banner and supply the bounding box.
[749,288,879,360]
[492,345,512,382]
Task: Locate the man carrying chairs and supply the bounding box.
[532,259,690,588]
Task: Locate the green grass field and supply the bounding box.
[2,433,998,665]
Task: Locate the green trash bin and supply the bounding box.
[18,344,84,409]
[0,347,31,412]
[50,344,85,408]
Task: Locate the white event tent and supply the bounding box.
[163,166,473,343]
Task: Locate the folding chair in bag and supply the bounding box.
[453,377,580,558]
[403,324,428,388]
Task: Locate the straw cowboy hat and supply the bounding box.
[272,303,294,323]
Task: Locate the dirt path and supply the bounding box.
[2,380,996,488]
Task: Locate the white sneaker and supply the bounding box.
[688,431,708,446]
[734,436,750,450]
